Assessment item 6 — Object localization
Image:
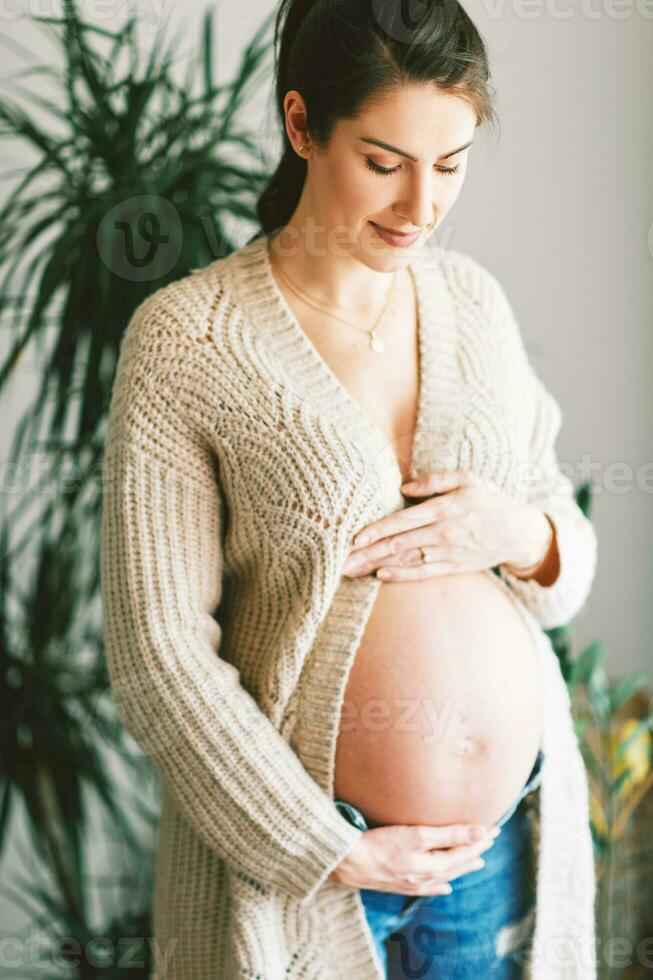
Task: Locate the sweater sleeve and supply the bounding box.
[490,279,598,630]
[100,299,362,906]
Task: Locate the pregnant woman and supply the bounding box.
[100,1,598,978]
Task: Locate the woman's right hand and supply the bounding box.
[327,822,501,895]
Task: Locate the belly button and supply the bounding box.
[453,735,484,761]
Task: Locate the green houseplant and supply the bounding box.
[560,484,653,979]
[0,1,274,974]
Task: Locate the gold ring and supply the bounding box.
[419,546,430,564]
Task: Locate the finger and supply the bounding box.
[345,539,443,575]
[357,546,444,573]
[375,561,456,580]
[398,880,453,897]
[401,469,477,497]
[402,840,490,884]
[445,857,487,882]
[442,835,498,865]
[411,823,496,850]
[428,839,497,876]
[351,499,440,550]
[352,504,468,564]
[350,522,444,566]
[380,880,453,897]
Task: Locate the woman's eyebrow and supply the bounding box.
[359,136,474,161]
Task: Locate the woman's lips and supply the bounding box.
[370,221,422,248]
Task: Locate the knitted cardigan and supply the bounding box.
[100,231,598,979]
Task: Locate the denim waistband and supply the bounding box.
[494,748,545,829]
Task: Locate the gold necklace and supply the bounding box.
[269,247,398,354]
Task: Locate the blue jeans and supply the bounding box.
[334,750,544,978]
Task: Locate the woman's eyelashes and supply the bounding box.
[364,157,462,177]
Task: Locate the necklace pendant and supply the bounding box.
[369,331,385,354]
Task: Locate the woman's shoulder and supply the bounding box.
[120,233,272,359]
[433,244,513,320]
[435,245,559,412]
[114,238,267,393]
[425,244,527,360]
[121,256,235,351]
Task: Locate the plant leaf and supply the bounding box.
[569,640,607,687]
[608,672,649,713]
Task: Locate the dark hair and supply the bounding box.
[253,0,498,238]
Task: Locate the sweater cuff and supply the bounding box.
[497,499,597,630]
[275,800,364,905]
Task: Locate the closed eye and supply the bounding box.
[364,158,462,177]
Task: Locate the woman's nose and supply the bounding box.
[394,197,435,233]
[396,169,435,229]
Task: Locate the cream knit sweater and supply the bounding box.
[100,231,598,979]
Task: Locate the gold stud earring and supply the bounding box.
[298,144,309,155]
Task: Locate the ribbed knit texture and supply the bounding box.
[100,232,598,979]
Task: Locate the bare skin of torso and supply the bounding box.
[271,260,544,831]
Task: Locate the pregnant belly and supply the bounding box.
[333,570,544,829]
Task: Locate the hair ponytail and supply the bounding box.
[253,0,318,238]
[255,144,308,240]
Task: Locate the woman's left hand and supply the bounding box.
[342,469,551,581]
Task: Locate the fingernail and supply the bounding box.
[469,826,486,841]
[490,826,502,838]
[343,557,363,573]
